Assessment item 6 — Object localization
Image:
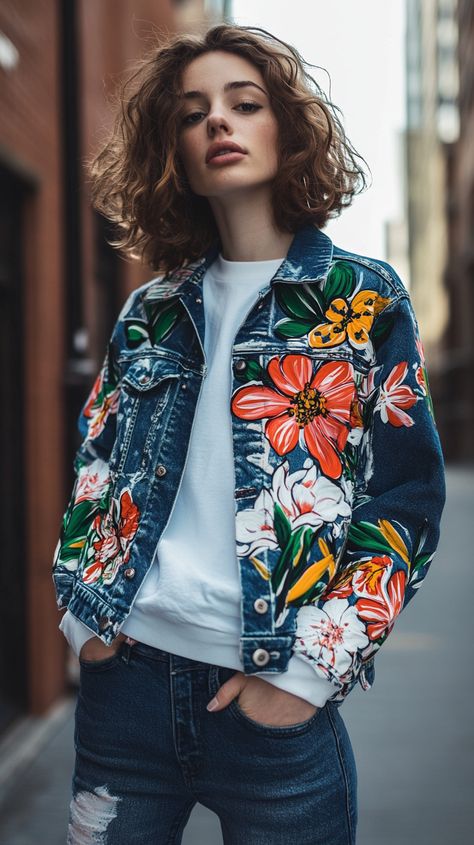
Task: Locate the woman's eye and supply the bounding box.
[182,102,262,125]
[235,101,262,113]
[182,111,204,125]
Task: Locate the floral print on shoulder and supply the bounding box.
[274,260,391,357]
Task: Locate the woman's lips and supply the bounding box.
[206,151,247,166]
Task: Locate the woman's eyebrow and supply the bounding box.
[180,80,268,100]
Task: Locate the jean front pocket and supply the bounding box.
[79,641,126,672]
[209,665,322,738]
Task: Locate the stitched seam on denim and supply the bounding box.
[166,800,196,845]
[326,704,355,844]
[331,252,406,297]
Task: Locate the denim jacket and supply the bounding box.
[52,223,446,705]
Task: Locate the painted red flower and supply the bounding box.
[355,569,406,640]
[82,488,140,585]
[231,355,356,479]
[375,361,417,427]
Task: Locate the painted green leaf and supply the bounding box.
[65,500,97,537]
[292,579,328,607]
[272,527,305,596]
[235,359,264,383]
[410,552,432,579]
[273,317,313,339]
[323,261,356,304]
[273,501,292,550]
[348,521,393,555]
[150,302,182,344]
[126,323,149,348]
[275,283,326,322]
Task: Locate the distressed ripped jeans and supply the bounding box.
[68,639,357,844]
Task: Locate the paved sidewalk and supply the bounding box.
[0,466,472,844]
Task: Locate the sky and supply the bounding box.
[229,0,406,262]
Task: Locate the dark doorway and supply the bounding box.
[0,164,29,734]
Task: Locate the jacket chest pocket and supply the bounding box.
[111,356,182,475]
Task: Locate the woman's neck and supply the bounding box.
[208,193,294,262]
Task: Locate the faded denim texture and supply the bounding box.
[68,640,357,844]
[52,223,446,708]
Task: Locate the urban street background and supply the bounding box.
[0,0,472,843]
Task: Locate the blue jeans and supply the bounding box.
[68,639,357,844]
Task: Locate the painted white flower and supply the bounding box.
[236,458,351,557]
[293,598,369,676]
[75,459,110,504]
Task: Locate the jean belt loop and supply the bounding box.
[122,635,138,664]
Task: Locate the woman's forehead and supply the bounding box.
[180,50,265,92]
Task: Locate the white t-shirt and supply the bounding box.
[60,252,334,707]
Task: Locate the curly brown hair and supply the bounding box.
[88,23,370,274]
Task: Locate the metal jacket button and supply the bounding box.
[195,296,202,304]
[123,567,136,579]
[233,359,246,374]
[155,464,167,477]
[252,648,270,667]
[254,598,268,614]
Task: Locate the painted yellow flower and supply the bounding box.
[308,290,391,350]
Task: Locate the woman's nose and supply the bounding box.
[207,112,231,135]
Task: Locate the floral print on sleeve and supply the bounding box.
[290,293,445,702]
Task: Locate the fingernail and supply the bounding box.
[207,696,219,711]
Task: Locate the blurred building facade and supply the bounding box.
[441,0,474,460]
[405,0,473,461]
[0,0,226,731]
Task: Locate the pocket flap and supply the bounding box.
[122,356,181,392]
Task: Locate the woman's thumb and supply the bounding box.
[206,671,245,712]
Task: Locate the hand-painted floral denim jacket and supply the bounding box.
[52,223,446,706]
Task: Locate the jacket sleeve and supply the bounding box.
[51,292,134,610]
[292,288,446,705]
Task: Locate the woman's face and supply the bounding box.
[176,50,279,200]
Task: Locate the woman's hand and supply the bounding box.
[207,670,318,726]
[79,632,128,662]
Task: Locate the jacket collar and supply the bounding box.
[142,223,333,305]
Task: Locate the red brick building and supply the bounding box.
[0,0,223,731]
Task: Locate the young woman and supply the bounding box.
[52,23,446,845]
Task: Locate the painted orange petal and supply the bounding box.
[267,354,313,395]
[311,362,355,421]
[385,361,408,391]
[286,553,335,603]
[231,385,290,420]
[318,413,349,452]
[304,420,342,479]
[82,560,103,585]
[386,406,415,427]
[389,386,417,409]
[308,321,346,348]
[326,382,356,422]
[351,290,380,313]
[325,298,349,322]
[347,316,372,346]
[265,413,299,455]
[387,569,406,613]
